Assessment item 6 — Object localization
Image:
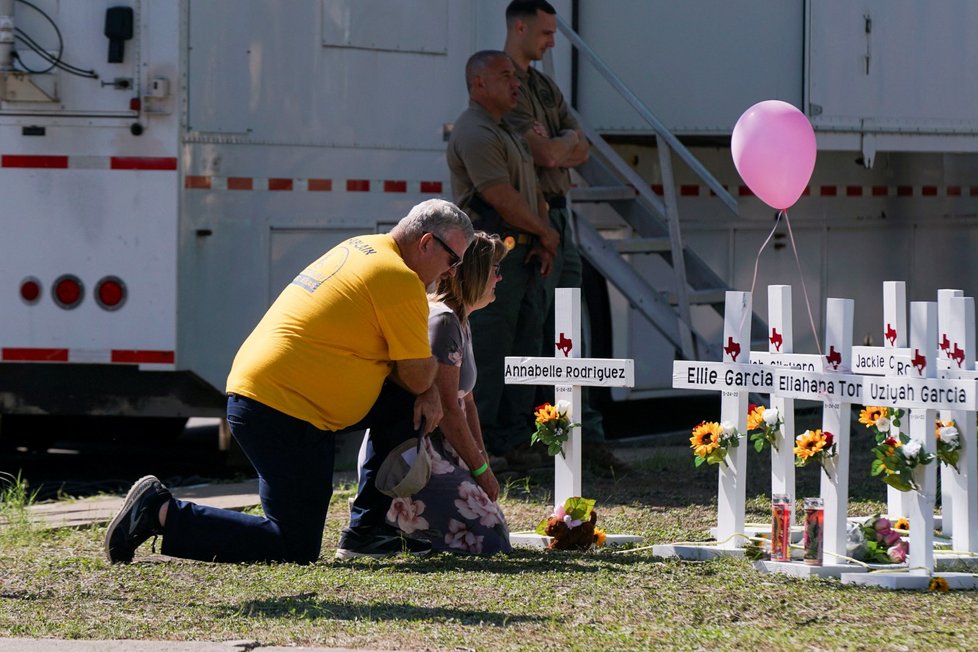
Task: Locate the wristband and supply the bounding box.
[471,462,489,478]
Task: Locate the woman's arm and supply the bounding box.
[434,364,499,501]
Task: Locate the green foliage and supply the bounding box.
[869,432,935,493]
[0,471,39,544]
[530,402,580,457]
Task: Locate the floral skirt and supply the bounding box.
[385,431,512,555]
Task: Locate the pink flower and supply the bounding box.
[874,517,892,532]
[882,529,902,546]
[454,481,501,528]
[553,504,567,520]
[386,497,429,534]
[424,437,455,475]
[888,540,909,563]
[444,518,484,554]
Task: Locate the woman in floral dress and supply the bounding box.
[386,231,512,554]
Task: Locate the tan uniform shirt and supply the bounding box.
[505,66,580,197]
[447,100,539,227]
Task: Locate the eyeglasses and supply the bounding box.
[430,233,463,269]
[493,263,502,278]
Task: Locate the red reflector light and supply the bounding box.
[20,277,41,304]
[130,97,141,111]
[95,276,127,311]
[52,274,84,309]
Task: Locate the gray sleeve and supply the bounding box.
[429,311,464,367]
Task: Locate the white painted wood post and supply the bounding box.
[554,288,582,507]
[884,281,911,521]
[907,302,938,574]
[768,285,795,522]
[717,291,751,549]
[938,288,963,536]
[821,298,855,562]
[946,296,978,553]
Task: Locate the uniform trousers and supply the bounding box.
[470,241,546,454]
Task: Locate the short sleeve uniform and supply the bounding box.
[226,234,430,431]
[447,101,539,225]
[504,66,579,196]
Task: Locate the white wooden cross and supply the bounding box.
[664,291,776,557]
[844,301,978,589]
[751,285,799,526]
[937,288,963,537]
[851,281,911,521]
[503,288,635,506]
[767,298,863,574]
[937,295,978,555]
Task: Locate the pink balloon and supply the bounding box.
[731,100,816,210]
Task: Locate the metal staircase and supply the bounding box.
[548,15,766,362]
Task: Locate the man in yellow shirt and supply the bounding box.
[105,199,474,564]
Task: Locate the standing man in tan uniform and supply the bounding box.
[504,0,615,462]
[447,50,561,464]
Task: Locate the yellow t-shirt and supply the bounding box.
[226,234,431,431]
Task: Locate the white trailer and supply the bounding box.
[1,0,976,435]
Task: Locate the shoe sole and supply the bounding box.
[334,547,431,561]
[103,474,160,563]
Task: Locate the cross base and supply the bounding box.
[754,560,868,578]
[509,532,642,549]
[651,544,746,561]
[842,572,978,591]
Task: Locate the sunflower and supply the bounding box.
[893,517,909,532]
[534,403,559,425]
[690,421,721,458]
[594,527,607,547]
[928,577,950,592]
[794,429,829,460]
[747,404,765,431]
[859,406,888,428]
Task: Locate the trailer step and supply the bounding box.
[569,185,638,202]
[613,237,673,254]
[664,289,727,306]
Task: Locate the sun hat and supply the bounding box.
[376,435,431,498]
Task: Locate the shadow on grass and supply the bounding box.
[214,593,549,625]
[360,547,664,575]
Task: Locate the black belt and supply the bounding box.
[545,195,567,209]
[467,194,533,244]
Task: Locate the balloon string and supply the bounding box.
[782,209,823,356]
[740,212,783,337]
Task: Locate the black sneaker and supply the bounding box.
[335,525,432,560]
[104,475,171,563]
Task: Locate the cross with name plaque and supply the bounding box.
[665,291,772,556]
[503,288,635,506]
[767,298,862,573]
[936,294,978,555]
[851,281,911,521]
[504,288,640,548]
[844,301,978,589]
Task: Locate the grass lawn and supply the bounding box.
[2,422,977,651]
